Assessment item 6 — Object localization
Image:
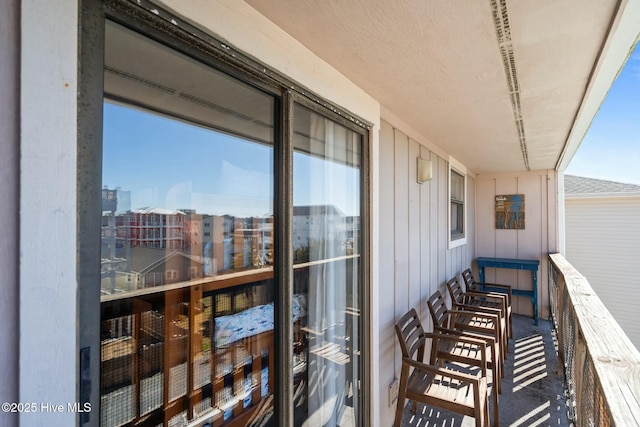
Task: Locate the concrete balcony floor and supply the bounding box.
[398,314,571,426]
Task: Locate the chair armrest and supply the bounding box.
[452,300,503,316]
[472,282,512,303]
[469,290,510,309]
[424,331,487,369]
[462,291,506,307]
[432,325,496,348]
[402,357,484,385]
[423,332,487,350]
[448,309,499,323]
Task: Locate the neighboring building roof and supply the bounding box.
[129,247,203,273]
[130,207,186,215]
[564,174,640,196]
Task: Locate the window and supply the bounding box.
[449,157,467,248]
[88,7,369,427]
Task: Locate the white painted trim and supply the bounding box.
[20,0,78,424]
[449,155,467,175]
[565,192,640,199]
[448,156,468,249]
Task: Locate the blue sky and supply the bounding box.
[103,102,360,217]
[565,42,640,184]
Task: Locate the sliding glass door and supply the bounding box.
[94,9,366,427]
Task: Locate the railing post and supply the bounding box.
[574,329,587,426]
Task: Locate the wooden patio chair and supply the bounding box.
[462,268,513,338]
[427,291,503,391]
[447,275,509,356]
[394,308,490,427]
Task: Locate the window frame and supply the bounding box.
[78,1,371,425]
[448,156,467,249]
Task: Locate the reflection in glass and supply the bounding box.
[293,104,362,426]
[100,21,274,427]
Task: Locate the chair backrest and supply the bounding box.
[395,309,426,359]
[426,291,448,328]
[461,268,477,290]
[446,276,465,304]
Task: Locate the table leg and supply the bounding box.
[533,270,538,325]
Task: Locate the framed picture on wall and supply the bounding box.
[495,194,525,229]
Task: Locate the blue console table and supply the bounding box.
[476,257,540,325]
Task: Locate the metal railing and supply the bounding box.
[548,253,640,426]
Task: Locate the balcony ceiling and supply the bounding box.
[245,0,625,175]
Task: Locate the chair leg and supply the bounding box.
[486,393,492,427]
[492,383,499,426]
[509,314,513,338]
[493,360,501,394]
[394,373,409,427]
[393,396,405,427]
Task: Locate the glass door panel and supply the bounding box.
[101,21,274,426]
[292,103,362,426]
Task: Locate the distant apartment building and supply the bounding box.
[100,189,274,293]
[116,207,186,250]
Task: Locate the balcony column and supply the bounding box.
[20,0,80,425]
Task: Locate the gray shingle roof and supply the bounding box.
[564,174,640,195]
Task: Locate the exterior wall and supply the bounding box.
[377,119,476,426]
[475,171,559,320]
[19,0,79,425]
[565,196,640,349]
[0,0,20,423]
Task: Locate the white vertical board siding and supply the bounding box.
[378,121,397,424]
[394,129,410,317]
[475,171,556,320]
[466,176,476,273]
[476,178,497,255]
[428,153,440,318]
[565,197,640,350]
[419,145,432,324]
[377,120,477,425]
[408,139,422,314]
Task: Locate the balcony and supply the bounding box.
[397,254,640,426]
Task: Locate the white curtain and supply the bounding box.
[300,111,360,427]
